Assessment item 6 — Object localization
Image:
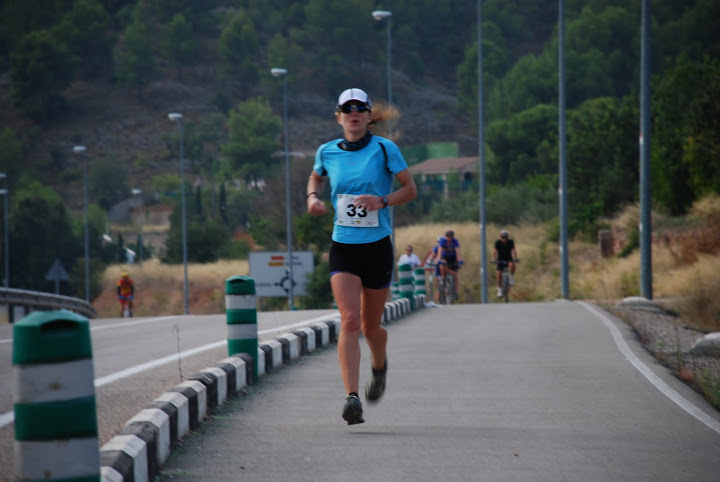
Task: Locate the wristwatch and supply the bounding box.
[381,196,389,208]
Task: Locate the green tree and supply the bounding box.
[299,259,333,309]
[163,204,231,263]
[9,182,81,293]
[114,5,156,100]
[653,57,720,214]
[89,156,129,210]
[218,10,259,86]
[151,0,221,33]
[456,21,511,124]
[0,128,24,181]
[9,30,77,121]
[161,13,197,80]
[486,104,558,184]
[267,33,303,82]
[57,0,113,78]
[222,97,281,177]
[294,212,333,253]
[566,96,639,218]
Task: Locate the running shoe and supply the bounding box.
[342,394,364,425]
[497,287,503,297]
[365,359,387,403]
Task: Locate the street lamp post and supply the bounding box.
[271,67,295,310]
[0,173,8,288]
[371,9,396,263]
[476,1,488,303]
[168,113,190,315]
[73,145,89,302]
[132,188,143,265]
[371,10,393,105]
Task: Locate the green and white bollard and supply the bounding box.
[225,276,258,380]
[397,264,414,309]
[13,310,100,482]
[413,267,426,297]
[391,281,400,301]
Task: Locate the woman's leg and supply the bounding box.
[331,272,363,395]
[361,286,389,370]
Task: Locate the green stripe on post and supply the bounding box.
[398,264,414,309]
[13,310,100,481]
[226,276,258,380]
[413,268,426,295]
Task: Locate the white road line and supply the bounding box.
[579,300,720,435]
[89,316,178,332]
[0,312,339,430]
[0,316,178,344]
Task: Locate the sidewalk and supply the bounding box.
[157,302,720,481]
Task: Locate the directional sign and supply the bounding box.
[249,251,314,297]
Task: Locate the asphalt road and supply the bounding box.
[155,302,720,482]
[0,308,338,482]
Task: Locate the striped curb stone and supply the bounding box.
[100,434,147,481]
[150,391,189,444]
[278,333,300,361]
[188,371,219,412]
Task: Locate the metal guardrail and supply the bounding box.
[0,287,96,322]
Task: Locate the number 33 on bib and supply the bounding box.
[336,193,379,227]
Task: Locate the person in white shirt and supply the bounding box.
[397,245,421,268]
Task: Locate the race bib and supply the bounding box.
[336,193,379,228]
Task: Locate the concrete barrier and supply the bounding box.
[13,310,100,481]
[225,276,258,379]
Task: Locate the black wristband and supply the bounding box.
[307,192,319,200]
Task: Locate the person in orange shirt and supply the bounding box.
[116,272,135,317]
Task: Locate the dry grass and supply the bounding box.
[94,201,720,331]
[95,258,249,318]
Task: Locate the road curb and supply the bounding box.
[99,295,425,481]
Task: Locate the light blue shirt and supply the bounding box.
[314,136,408,244]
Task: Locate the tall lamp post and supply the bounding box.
[132,188,143,265]
[371,10,392,105]
[558,0,569,299]
[73,145,90,302]
[271,67,295,310]
[476,1,488,303]
[168,113,190,315]
[372,9,396,262]
[0,173,8,287]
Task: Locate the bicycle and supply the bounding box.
[437,260,462,305]
[492,259,518,303]
[437,270,454,305]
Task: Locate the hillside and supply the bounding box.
[1,58,471,212]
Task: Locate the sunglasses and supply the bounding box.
[339,104,371,114]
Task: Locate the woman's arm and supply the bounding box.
[388,169,417,207]
[306,171,328,216]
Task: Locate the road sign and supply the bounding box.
[44,258,70,295]
[249,251,314,297]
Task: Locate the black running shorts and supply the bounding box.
[329,236,394,289]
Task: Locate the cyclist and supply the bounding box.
[116,272,135,317]
[492,230,518,297]
[435,230,463,300]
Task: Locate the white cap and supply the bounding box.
[337,88,372,108]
